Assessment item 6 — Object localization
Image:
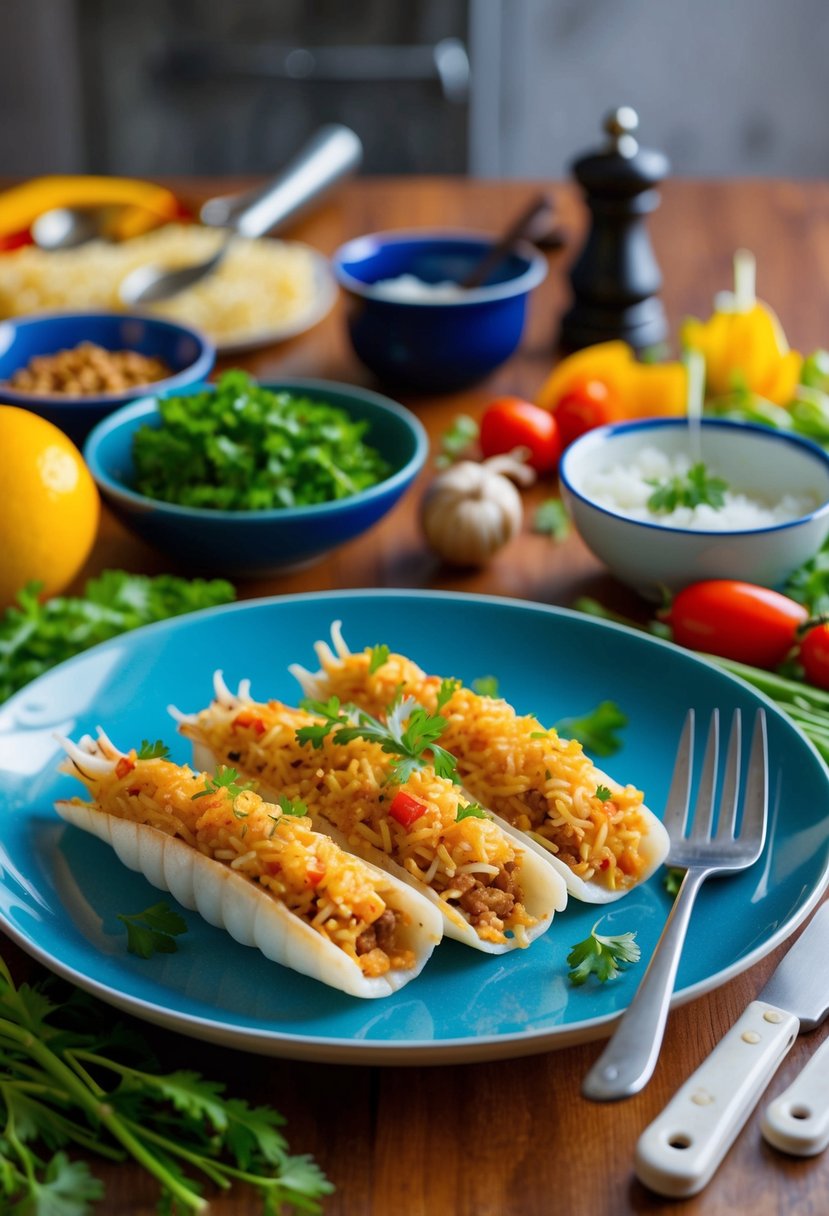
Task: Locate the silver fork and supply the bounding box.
[582,707,768,1102]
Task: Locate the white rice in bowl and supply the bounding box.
[581,446,818,531]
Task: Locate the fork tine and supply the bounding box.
[690,709,720,840]
[714,710,742,839]
[662,709,695,840]
[736,709,768,850]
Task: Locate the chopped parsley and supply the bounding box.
[554,700,627,758]
[436,677,461,711]
[456,802,490,822]
[663,866,686,898]
[567,922,641,986]
[192,766,255,801]
[368,643,390,673]
[595,784,612,802]
[472,675,500,698]
[646,462,729,514]
[116,901,187,958]
[137,738,170,761]
[297,694,457,784]
[436,413,479,467]
[277,795,308,817]
[132,370,391,510]
[533,497,571,540]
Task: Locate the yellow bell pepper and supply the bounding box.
[535,339,687,419]
[0,176,181,241]
[681,249,802,406]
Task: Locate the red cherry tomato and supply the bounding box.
[479,397,562,474]
[552,378,622,448]
[800,623,829,689]
[666,581,808,668]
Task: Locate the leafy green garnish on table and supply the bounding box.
[646,462,729,513]
[567,923,641,986]
[436,414,479,467]
[297,694,458,784]
[116,901,188,959]
[471,675,499,698]
[533,498,570,541]
[784,532,829,615]
[0,571,235,706]
[0,957,332,1213]
[554,700,628,758]
[132,370,390,510]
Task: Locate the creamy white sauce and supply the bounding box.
[370,274,466,302]
[582,447,817,531]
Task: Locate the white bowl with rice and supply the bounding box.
[559,418,829,598]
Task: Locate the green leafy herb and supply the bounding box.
[533,498,570,541]
[663,867,686,898]
[191,766,255,802]
[132,370,390,510]
[277,796,308,818]
[784,533,829,615]
[0,957,332,1212]
[471,675,499,698]
[455,802,490,822]
[567,922,641,986]
[368,643,390,674]
[116,901,187,959]
[0,572,235,707]
[436,414,479,467]
[136,739,170,761]
[436,677,461,712]
[595,784,612,803]
[646,462,729,514]
[554,701,628,758]
[297,694,458,784]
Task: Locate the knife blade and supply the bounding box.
[634,901,829,1198]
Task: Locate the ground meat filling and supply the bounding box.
[355,908,399,956]
[522,790,549,829]
[436,862,521,935]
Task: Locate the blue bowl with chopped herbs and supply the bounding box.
[83,371,428,577]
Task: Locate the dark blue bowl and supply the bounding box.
[0,311,215,442]
[83,379,428,579]
[332,230,547,392]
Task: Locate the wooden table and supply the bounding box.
[5,178,829,1214]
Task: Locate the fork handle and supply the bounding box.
[582,868,709,1101]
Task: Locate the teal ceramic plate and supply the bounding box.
[1,591,827,1064]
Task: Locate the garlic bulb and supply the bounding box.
[420,454,535,567]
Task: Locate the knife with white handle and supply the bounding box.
[634,901,829,1198]
[761,1033,829,1156]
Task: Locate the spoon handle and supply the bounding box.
[459,192,553,289]
[227,125,363,240]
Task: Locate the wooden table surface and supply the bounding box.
[4,177,829,1215]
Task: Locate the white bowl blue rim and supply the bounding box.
[83,377,429,521]
[0,309,216,407]
[331,228,548,307]
[559,416,829,537]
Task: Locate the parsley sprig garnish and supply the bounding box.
[368,644,390,673]
[0,957,332,1212]
[456,802,490,822]
[116,901,187,958]
[554,700,628,758]
[136,739,170,761]
[191,766,255,801]
[471,675,499,698]
[646,462,729,514]
[297,694,458,784]
[567,922,641,985]
[277,795,308,818]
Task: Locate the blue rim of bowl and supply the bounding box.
[559,416,829,537]
[83,377,429,521]
[0,310,215,408]
[331,229,548,306]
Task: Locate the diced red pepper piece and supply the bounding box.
[233,710,266,736]
[115,756,136,779]
[389,790,427,829]
[306,864,325,887]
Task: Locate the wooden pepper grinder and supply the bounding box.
[560,106,669,351]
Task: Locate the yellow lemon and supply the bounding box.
[0,406,99,607]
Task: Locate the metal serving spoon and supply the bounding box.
[118,123,362,306]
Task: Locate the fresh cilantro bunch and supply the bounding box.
[0,957,332,1214]
[567,923,641,986]
[297,694,458,784]
[646,462,729,514]
[0,571,235,705]
[132,371,391,510]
